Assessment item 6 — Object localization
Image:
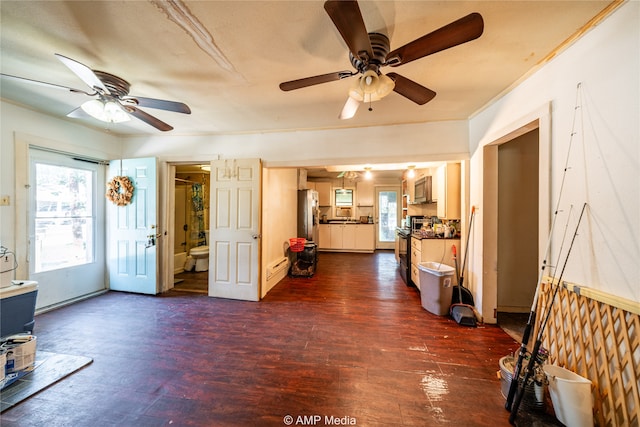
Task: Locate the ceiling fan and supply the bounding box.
[279,0,484,119]
[337,171,359,179]
[1,54,191,131]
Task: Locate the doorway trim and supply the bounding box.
[480,103,551,323]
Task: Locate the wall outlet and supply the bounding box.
[0,196,9,206]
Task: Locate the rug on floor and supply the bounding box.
[1,351,93,412]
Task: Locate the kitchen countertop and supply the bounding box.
[320,221,374,224]
[411,232,461,240]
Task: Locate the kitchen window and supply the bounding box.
[334,188,353,206]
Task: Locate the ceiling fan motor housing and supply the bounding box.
[93,70,131,98]
[349,32,390,74]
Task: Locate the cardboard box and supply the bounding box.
[2,334,36,373]
[0,351,5,382]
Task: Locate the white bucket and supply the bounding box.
[543,364,593,427]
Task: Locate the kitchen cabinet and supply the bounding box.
[320,224,374,252]
[318,224,331,249]
[436,163,461,219]
[354,224,374,251]
[410,237,422,289]
[356,181,374,206]
[330,224,354,249]
[315,182,332,206]
[411,236,461,291]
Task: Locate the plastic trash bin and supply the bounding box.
[0,281,38,338]
[543,364,593,427]
[418,262,455,315]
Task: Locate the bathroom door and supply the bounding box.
[107,157,159,294]
[208,158,261,301]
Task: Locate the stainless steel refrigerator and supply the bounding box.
[297,189,319,242]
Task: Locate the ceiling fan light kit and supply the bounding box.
[280,0,484,120]
[348,70,394,103]
[81,99,130,123]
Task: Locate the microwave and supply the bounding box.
[414,176,432,204]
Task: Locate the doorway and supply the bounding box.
[484,125,544,333]
[172,164,210,294]
[375,186,401,250]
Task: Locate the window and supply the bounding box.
[32,160,96,273]
[334,189,353,206]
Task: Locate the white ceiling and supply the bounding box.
[0,0,615,138]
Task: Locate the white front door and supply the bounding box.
[107,157,158,294]
[208,159,261,301]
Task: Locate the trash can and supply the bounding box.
[543,364,593,427]
[418,262,455,315]
[0,281,38,338]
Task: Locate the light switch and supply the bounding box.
[0,196,10,206]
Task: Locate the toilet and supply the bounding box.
[189,231,210,272]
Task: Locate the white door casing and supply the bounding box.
[208,159,261,301]
[107,157,158,295]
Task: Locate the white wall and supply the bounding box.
[118,120,469,167]
[469,2,639,320]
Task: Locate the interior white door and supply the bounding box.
[107,157,158,294]
[209,159,261,301]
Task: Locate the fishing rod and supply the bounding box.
[509,202,587,424]
[504,82,584,411]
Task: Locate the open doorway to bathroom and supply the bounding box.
[172,164,210,294]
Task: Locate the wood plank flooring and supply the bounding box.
[1,251,559,426]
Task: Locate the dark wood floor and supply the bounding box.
[1,251,558,426]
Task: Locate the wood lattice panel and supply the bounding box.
[537,280,640,427]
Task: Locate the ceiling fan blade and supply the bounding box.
[339,96,360,120]
[386,12,484,67]
[125,96,191,114]
[337,171,346,178]
[125,106,174,131]
[279,71,354,91]
[324,0,373,61]
[0,73,96,96]
[386,73,436,105]
[55,53,111,94]
[66,107,90,119]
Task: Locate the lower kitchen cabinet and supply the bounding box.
[319,224,374,252]
[411,237,461,290]
[318,224,331,249]
[354,225,374,251]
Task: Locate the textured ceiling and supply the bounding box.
[0,1,615,137]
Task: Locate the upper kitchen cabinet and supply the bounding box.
[315,182,332,206]
[436,163,461,219]
[356,181,374,206]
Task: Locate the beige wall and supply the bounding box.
[261,168,298,297]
